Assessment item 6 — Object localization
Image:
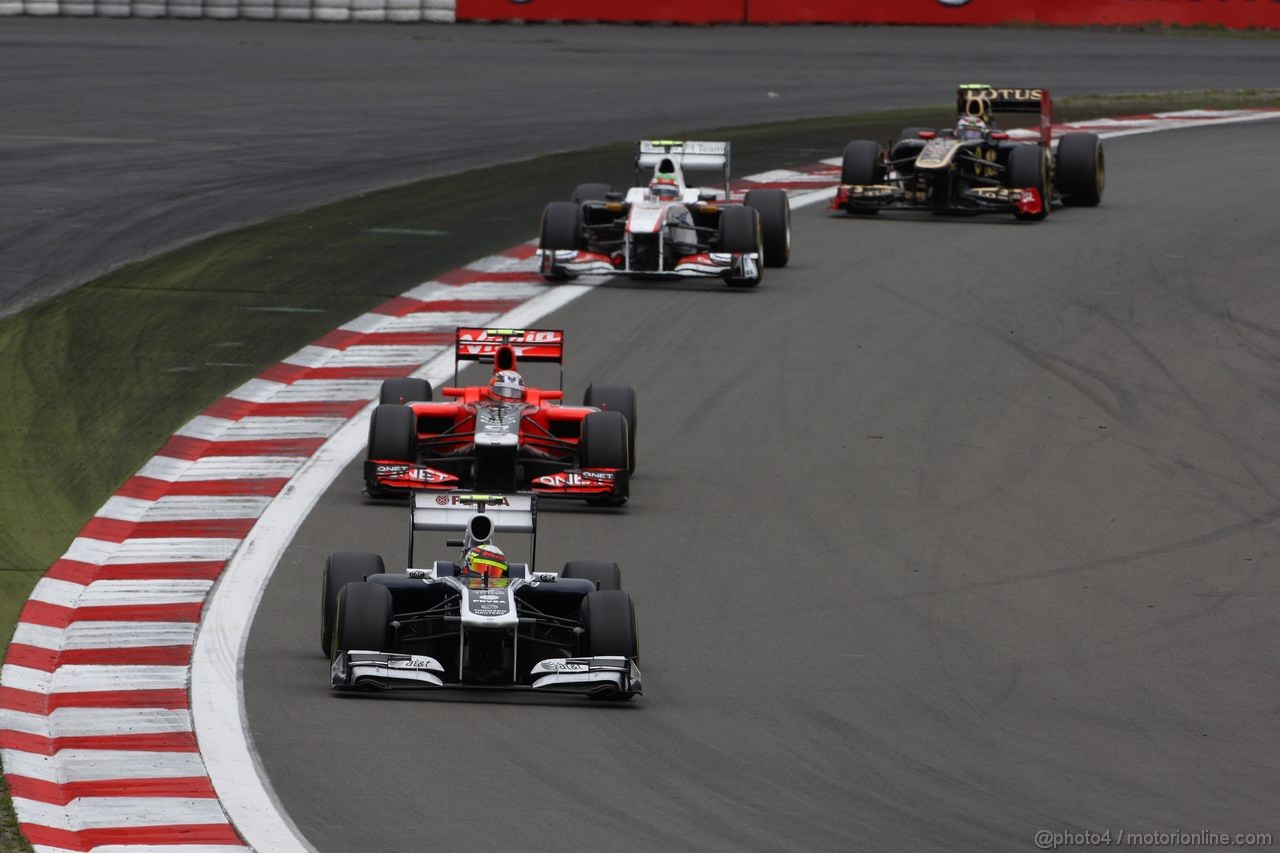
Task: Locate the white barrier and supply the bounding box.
[0,0,455,17]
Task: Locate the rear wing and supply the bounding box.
[454,327,564,387]
[409,492,538,567]
[635,140,731,198]
[957,85,1053,145]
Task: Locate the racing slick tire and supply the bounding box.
[571,183,613,204]
[562,560,623,591]
[718,205,762,288]
[366,404,417,496]
[540,201,584,282]
[331,581,393,661]
[840,140,884,215]
[540,201,583,251]
[367,404,416,463]
[581,411,630,505]
[745,189,791,269]
[379,377,432,406]
[321,552,385,656]
[583,383,637,473]
[581,589,639,662]
[1054,133,1105,207]
[1007,144,1051,222]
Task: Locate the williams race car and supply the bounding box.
[365,327,636,505]
[832,85,1104,221]
[539,140,791,287]
[324,492,642,699]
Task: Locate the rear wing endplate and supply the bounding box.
[454,327,564,387]
[957,85,1053,145]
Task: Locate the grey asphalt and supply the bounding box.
[246,123,1280,852]
[4,19,1280,317]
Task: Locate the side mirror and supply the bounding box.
[698,192,717,202]
[605,191,624,201]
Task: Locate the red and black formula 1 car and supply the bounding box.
[831,85,1105,221]
[364,328,636,505]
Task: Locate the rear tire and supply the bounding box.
[583,384,637,473]
[379,377,432,406]
[1055,133,1104,207]
[571,183,612,204]
[367,404,416,462]
[562,560,622,591]
[718,206,762,288]
[1007,145,1051,221]
[321,552,385,656]
[745,189,790,269]
[581,589,638,662]
[331,581,392,661]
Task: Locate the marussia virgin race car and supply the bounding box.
[365,327,636,505]
[832,85,1105,221]
[324,492,642,699]
[538,140,791,287]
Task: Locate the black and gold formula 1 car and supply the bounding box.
[831,85,1105,221]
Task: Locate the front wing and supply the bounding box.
[365,459,628,501]
[831,183,1044,217]
[332,650,642,698]
[539,249,759,281]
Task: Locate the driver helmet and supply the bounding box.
[488,369,526,402]
[462,543,508,578]
[956,115,988,141]
[649,172,681,200]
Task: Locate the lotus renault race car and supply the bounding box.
[832,85,1105,221]
[365,328,636,505]
[539,140,791,287]
[324,492,642,699]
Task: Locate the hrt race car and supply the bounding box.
[324,493,642,699]
[538,140,791,287]
[364,328,636,505]
[832,85,1104,221]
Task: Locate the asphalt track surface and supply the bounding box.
[247,123,1280,851]
[4,19,1280,317]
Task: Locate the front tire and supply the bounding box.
[583,384,637,473]
[1007,145,1051,221]
[581,411,630,505]
[745,189,791,269]
[321,552,385,656]
[1055,133,1104,207]
[331,581,392,661]
[718,205,762,288]
[581,589,638,663]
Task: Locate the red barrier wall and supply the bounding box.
[747,0,1280,27]
[456,0,1280,27]
[455,0,743,22]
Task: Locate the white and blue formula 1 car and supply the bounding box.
[538,140,790,287]
[323,493,642,699]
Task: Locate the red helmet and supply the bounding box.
[488,370,525,402]
[463,543,508,578]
